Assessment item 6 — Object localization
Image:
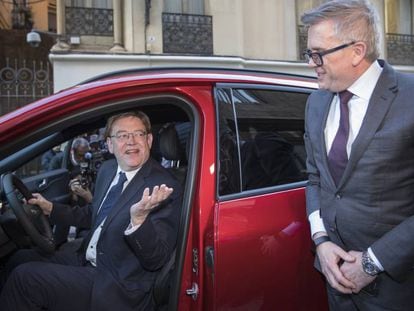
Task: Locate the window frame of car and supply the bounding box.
[0,95,201,311]
[214,83,315,201]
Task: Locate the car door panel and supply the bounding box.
[215,188,327,310]
[22,168,71,205]
[214,85,328,310]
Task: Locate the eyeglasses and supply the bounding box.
[110,130,147,142]
[303,41,356,67]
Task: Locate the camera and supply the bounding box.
[79,147,108,189]
[26,31,41,48]
[79,161,90,189]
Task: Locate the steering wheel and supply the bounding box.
[2,173,55,253]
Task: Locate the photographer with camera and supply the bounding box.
[68,134,113,241]
[48,137,93,246]
[79,133,110,191]
[48,137,90,172]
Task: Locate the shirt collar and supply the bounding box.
[116,166,140,182]
[347,60,382,101]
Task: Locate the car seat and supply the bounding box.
[158,123,187,184]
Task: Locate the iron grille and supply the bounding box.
[162,13,213,55]
[65,6,113,36]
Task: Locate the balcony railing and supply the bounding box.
[386,33,414,66]
[162,13,213,55]
[65,6,113,36]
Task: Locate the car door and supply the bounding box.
[22,168,72,204]
[13,141,75,207]
[0,138,73,250]
[214,85,328,310]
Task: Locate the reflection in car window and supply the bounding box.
[217,87,309,195]
[15,143,66,179]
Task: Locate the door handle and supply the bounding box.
[185,283,199,300]
[38,179,48,190]
[205,246,214,270]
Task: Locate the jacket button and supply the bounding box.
[335,193,342,199]
[330,227,336,232]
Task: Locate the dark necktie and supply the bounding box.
[328,90,354,185]
[95,172,127,226]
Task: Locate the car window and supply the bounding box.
[14,142,67,179]
[217,87,309,195]
[15,130,109,186]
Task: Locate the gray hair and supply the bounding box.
[301,0,380,62]
[71,137,90,150]
[104,111,152,139]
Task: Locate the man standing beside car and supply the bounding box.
[0,111,182,311]
[302,1,414,310]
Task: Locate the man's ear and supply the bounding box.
[352,41,367,66]
[147,133,153,148]
[107,137,114,154]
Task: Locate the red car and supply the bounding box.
[0,68,327,310]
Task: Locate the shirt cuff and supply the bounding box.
[368,247,384,271]
[124,222,142,235]
[308,210,327,237]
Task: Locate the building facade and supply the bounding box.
[0,0,56,31]
[0,1,56,116]
[3,0,414,92]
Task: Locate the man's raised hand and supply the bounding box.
[130,184,173,226]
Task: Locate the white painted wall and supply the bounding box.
[49,54,316,91]
[49,53,414,92]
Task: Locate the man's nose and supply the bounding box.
[127,133,135,143]
[126,133,138,143]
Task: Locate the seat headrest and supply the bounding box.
[159,123,182,161]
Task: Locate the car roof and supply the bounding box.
[78,66,316,87]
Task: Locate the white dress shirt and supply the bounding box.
[86,167,140,266]
[309,60,384,269]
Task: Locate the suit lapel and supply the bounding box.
[318,91,337,187]
[92,161,117,220]
[339,61,398,188]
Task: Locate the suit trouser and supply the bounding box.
[327,284,359,311]
[0,249,96,311]
[326,280,413,311]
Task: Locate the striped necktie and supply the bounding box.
[95,172,127,226]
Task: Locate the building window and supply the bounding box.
[162,13,213,54]
[65,0,112,9]
[65,0,113,36]
[164,0,204,15]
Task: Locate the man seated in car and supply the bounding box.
[0,111,182,311]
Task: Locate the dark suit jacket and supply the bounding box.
[51,158,182,311]
[304,60,414,307]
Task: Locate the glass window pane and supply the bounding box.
[232,88,308,191]
[217,88,241,195]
